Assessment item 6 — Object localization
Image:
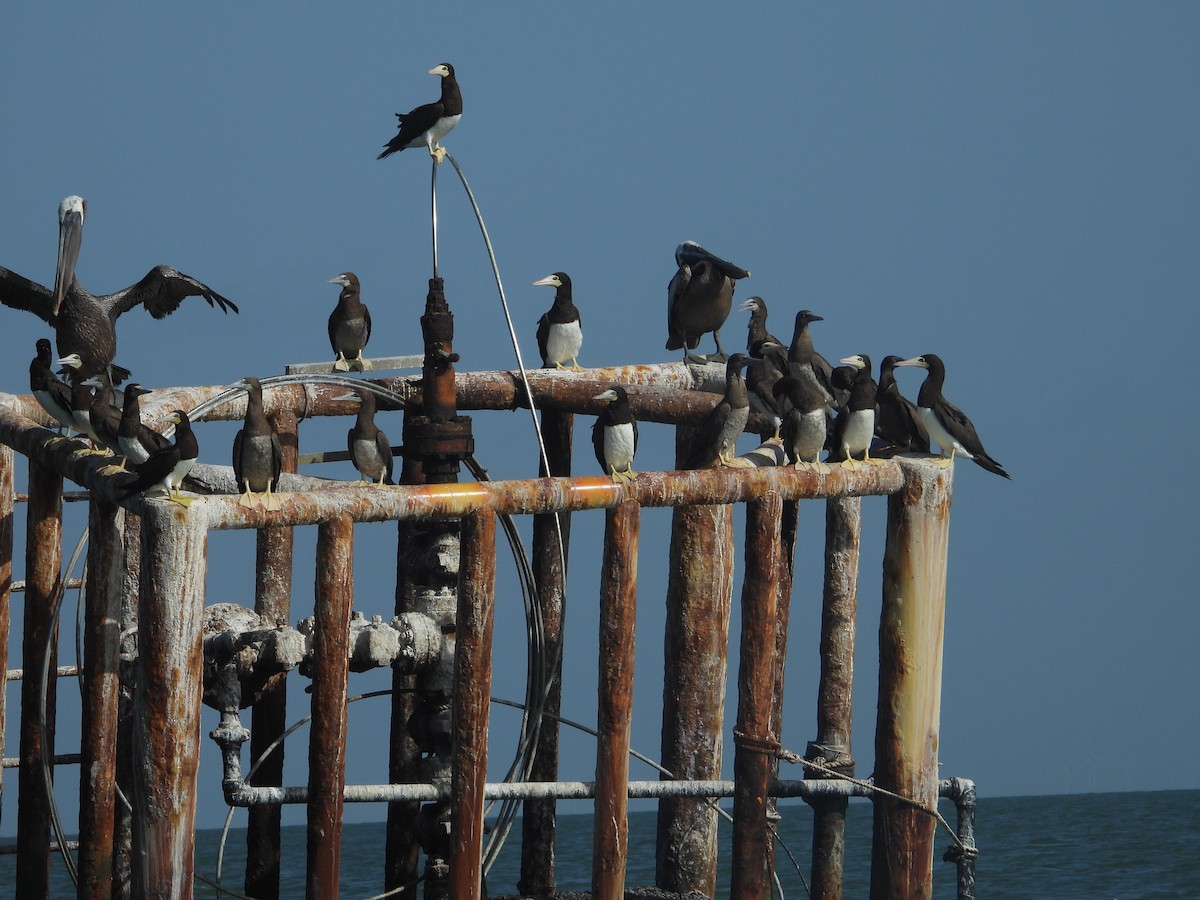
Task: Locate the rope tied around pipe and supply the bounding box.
[732,728,783,756]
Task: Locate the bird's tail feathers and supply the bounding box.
[975,454,1011,479]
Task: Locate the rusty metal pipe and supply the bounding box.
[132,500,209,900]
[730,492,783,900]
[808,495,863,899]
[449,509,497,900]
[305,513,354,899]
[77,497,127,898]
[15,457,61,896]
[592,501,640,900]
[245,408,298,900]
[870,459,953,900]
[0,445,12,832]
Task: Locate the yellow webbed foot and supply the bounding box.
[333,355,350,373]
[431,145,448,164]
[570,359,584,372]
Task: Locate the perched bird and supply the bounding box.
[592,386,638,482]
[117,383,172,466]
[771,375,830,467]
[0,196,238,385]
[830,355,877,468]
[232,376,284,509]
[88,379,125,467]
[665,241,751,362]
[378,63,462,163]
[684,353,753,468]
[327,272,372,372]
[118,410,198,507]
[65,374,103,450]
[739,296,783,357]
[787,310,836,406]
[895,354,1010,479]
[29,338,75,436]
[337,389,394,486]
[875,355,930,456]
[532,272,583,370]
[745,341,791,437]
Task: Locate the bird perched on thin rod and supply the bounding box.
[327,272,372,372]
[895,354,1010,479]
[378,63,462,163]
[233,376,284,509]
[665,241,750,363]
[532,272,583,371]
[0,196,238,386]
[592,386,638,482]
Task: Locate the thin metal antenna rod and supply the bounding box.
[431,157,440,279]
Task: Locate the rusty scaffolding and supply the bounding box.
[0,285,978,900]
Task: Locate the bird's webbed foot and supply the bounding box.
[333,354,350,373]
[569,359,584,372]
[169,491,195,509]
[430,144,448,164]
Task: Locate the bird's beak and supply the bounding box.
[894,356,924,368]
[327,275,347,286]
[54,354,82,370]
[838,356,863,368]
[53,206,84,317]
[592,390,616,402]
[737,298,757,312]
[531,274,558,287]
[428,65,446,76]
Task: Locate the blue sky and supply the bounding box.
[2,2,1198,844]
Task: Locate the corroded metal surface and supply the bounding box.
[809,496,863,900]
[657,499,733,895]
[77,497,127,898]
[306,513,354,899]
[0,446,11,831]
[731,492,783,900]
[16,457,61,896]
[521,408,573,897]
[870,459,953,900]
[246,407,298,900]
[449,510,497,900]
[132,501,209,900]
[592,501,640,900]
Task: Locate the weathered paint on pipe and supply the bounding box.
[766,497,799,878]
[16,457,61,896]
[132,500,209,900]
[306,513,354,899]
[0,446,11,832]
[656,499,733,895]
[246,408,298,900]
[592,501,640,900]
[114,509,142,900]
[521,408,573,898]
[809,495,863,900]
[449,510,497,900]
[941,777,977,900]
[730,492,783,900]
[870,459,953,900]
[77,497,127,898]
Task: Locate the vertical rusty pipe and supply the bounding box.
[520,408,573,898]
[16,457,61,897]
[77,498,127,898]
[730,491,783,900]
[132,501,209,900]
[245,408,298,900]
[449,509,497,900]
[808,495,862,900]
[657,433,734,895]
[306,513,354,899]
[0,445,12,831]
[766,498,800,874]
[870,459,953,900]
[592,501,640,900]
[113,510,142,900]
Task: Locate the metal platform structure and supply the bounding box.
[0,278,978,899]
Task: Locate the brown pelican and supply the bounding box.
[0,196,238,384]
[378,63,462,163]
[665,241,750,363]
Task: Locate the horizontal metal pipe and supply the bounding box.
[2,753,81,768]
[6,665,79,681]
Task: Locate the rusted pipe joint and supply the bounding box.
[202,603,306,709]
[294,609,443,676]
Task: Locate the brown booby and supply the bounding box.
[117,383,171,466]
[592,386,638,482]
[875,355,930,456]
[771,375,829,468]
[532,272,583,370]
[327,272,372,372]
[787,309,836,405]
[30,338,75,436]
[895,354,1010,478]
[738,296,783,357]
[88,379,126,470]
[118,410,198,507]
[745,341,790,437]
[232,376,284,509]
[684,353,753,468]
[0,196,238,385]
[665,241,750,362]
[336,390,394,486]
[378,63,462,163]
[831,355,877,468]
